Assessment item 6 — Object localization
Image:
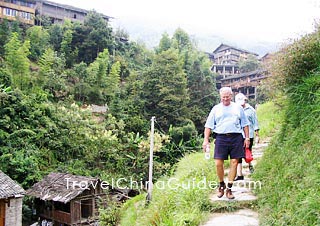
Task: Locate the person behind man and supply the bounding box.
[203,87,250,199]
[234,93,260,180]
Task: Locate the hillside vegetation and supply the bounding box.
[118,25,320,226]
[116,101,281,226]
[0,13,218,190]
[0,14,220,223]
[252,26,320,225]
[118,152,216,226]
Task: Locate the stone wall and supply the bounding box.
[5,197,23,226]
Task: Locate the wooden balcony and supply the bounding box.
[40,210,71,225]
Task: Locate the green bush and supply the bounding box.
[253,26,320,226]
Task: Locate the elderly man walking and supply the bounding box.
[202,87,250,199]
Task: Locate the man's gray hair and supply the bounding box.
[219,87,233,95]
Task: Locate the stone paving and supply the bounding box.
[200,140,269,226]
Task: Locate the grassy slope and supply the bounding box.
[119,99,320,225]
[119,101,280,226]
[119,153,216,225]
[256,101,283,141]
[253,101,320,224]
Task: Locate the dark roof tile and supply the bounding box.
[0,170,25,199]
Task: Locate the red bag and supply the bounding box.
[245,148,253,163]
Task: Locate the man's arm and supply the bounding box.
[202,127,211,151]
[243,125,250,148]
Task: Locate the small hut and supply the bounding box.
[26,172,108,225]
[0,170,25,226]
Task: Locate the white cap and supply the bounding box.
[235,93,247,105]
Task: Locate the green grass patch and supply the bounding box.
[253,115,320,225]
[253,71,320,225]
[119,152,216,226]
[256,101,284,141]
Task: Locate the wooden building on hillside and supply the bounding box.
[209,43,271,99]
[35,0,112,25]
[0,0,36,25]
[26,172,138,225]
[219,69,269,99]
[0,170,25,226]
[0,0,112,26]
[26,172,108,225]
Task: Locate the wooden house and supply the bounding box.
[219,69,269,99]
[0,170,25,226]
[35,0,112,25]
[26,172,109,226]
[210,43,259,77]
[0,0,36,25]
[209,43,271,99]
[0,0,112,26]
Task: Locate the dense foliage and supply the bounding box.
[0,11,218,202]
[253,25,320,225]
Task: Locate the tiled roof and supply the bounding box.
[213,43,259,56]
[26,172,101,203]
[220,69,266,81]
[41,0,113,20]
[0,170,25,199]
[91,104,107,113]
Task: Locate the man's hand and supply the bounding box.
[244,139,250,148]
[202,141,209,152]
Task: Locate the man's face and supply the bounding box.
[220,91,232,106]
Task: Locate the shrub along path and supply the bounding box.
[200,139,269,226]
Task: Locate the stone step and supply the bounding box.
[201,209,259,226]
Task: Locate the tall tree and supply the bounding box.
[142,49,189,130]
[187,54,218,131]
[0,19,11,55]
[38,48,67,99]
[26,26,50,61]
[4,32,30,90]
[60,20,78,67]
[105,61,121,103]
[73,11,114,64]
[172,28,192,53]
[156,32,172,54]
[48,24,63,52]
[86,49,110,103]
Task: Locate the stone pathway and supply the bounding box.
[203,209,259,226]
[200,140,269,226]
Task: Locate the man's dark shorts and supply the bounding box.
[214,133,244,160]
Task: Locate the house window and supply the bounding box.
[4,8,18,17]
[27,2,35,7]
[81,199,92,218]
[73,14,77,19]
[21,12,32,20]
[20,1,27,6]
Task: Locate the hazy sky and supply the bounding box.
[51,0,320,43]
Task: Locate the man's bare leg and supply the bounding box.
[226,158,239,199]
[215,159,226,198]
[215,159,224,182]
[228,158,239,182]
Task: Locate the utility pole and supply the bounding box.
[147,116,155,203]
